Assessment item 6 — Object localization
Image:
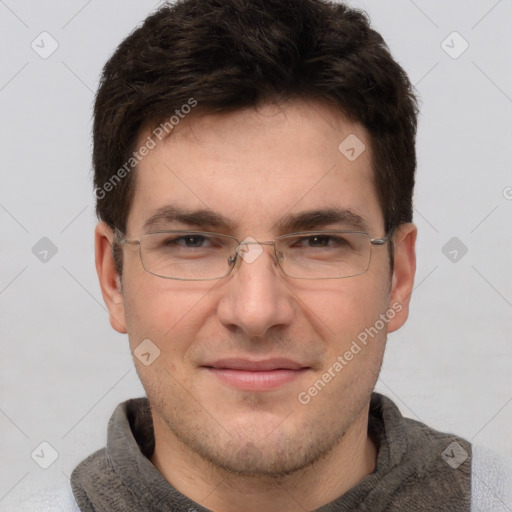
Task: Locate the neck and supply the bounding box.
[151,408,377,512]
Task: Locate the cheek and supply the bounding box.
[123,281,217,395]
[294,280,390,409]
[294,274,390,351]
[122,274,218,355]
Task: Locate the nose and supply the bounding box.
[216,242,295,339]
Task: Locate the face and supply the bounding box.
[97,100,416,478]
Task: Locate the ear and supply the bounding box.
[95,222,127,334]
[387,223,417,333]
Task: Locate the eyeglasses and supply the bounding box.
[113,229,392,281]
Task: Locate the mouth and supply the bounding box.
[201,358,310,391]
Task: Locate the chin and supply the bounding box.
[177,415,348,480]
[200,439,326,479]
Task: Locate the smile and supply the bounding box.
[202,358,310,391]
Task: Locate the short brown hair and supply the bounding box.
[93,0,418,247]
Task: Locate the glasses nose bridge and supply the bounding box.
[237,239,275,246]
[234,239,277,254]
[230,239,281,268]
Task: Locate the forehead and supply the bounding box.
[127,101,383,235]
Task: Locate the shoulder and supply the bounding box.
[367,394,472,509]
[70,447,113,507]
[471,444,512,511]
[12,485,79,512]
[13,449,109,512]
[71,447,110,481]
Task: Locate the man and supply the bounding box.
[60,0,502,510]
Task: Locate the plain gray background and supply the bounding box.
[1,0,511,507]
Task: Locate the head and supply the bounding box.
[95,0,418,479]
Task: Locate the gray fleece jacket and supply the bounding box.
[15,393,512,511]
[71,393,472,511]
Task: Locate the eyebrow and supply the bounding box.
[142,206,369,234]
[142,206,235,232]
[275,208,370,233]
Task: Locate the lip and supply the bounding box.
[201,358,309,391]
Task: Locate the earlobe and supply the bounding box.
[95,222,128,334]
[387,223,417,333]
